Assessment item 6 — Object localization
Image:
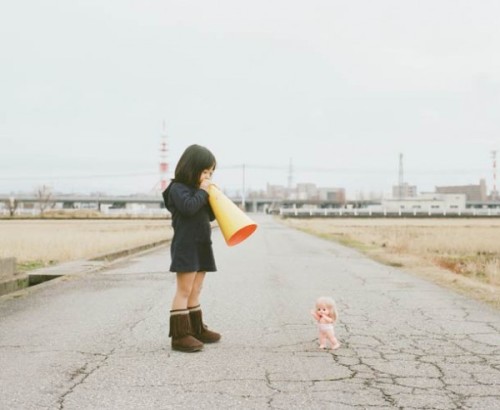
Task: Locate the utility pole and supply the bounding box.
[241,163,246,210]
[287,158,293,198]
[398,153,404,199]
[492,150,498,200]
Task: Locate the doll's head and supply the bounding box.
[314,296,338,322]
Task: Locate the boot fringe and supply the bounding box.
[189,309,204,334]
[169,312,192,338]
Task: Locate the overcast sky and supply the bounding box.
[1,0,499,198]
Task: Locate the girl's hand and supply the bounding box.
[200,179,212,192]
[199,166,215,192]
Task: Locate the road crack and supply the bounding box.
[57,348,115,410]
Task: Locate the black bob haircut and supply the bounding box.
[173,144,217,188]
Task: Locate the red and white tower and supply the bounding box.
[159,122,169,192]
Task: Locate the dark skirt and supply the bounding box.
[169,240,217,273]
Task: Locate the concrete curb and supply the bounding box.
[0,239,170,297]
[90,239,170,262]
[0,275,30,297]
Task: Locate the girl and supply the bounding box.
[311,296,341,350]
[162,144,221,352]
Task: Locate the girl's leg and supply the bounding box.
[187,272,221,343]
[169,272,204,352]
[187,272,206,307]
[171,272,197,310]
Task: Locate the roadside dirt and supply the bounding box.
[279,218,500,310]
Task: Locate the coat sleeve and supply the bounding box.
[169,183,210,216]
[208,204,216,222]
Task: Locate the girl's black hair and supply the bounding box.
[173,144,217,188]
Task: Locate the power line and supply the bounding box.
[0,166,490,182]
[220,165,489,175]
[0,171,157,181]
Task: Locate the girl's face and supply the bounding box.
[199,166,214,184]
[316,303,329,316]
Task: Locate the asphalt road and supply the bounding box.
[1,214,499,409]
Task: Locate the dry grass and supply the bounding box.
[0,220,172,269]
[280,217,500,309]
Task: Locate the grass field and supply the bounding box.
[279,217,500,309]
[0,220,172,271]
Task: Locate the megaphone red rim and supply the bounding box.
[227,223,257,246]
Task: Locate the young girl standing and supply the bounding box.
[162,144,221,352]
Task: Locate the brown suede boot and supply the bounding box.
[188,305,221,343]
[169,310,203,352]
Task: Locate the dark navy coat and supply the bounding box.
[162,182,217,273]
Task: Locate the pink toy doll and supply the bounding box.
[311,296,341,350]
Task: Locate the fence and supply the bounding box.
[279,208,500,218]
[0,208,169,218]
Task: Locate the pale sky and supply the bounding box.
[1,0,499,199]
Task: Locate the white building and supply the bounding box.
[369,193,467,214]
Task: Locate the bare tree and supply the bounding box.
[7,197,18,217]
[36,185,54,216]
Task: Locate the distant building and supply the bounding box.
[295,183,318,200]
[392,183,417,199]
[317,187,346,204]
[375,193,467,213]
[265,183,345,203]
[266,184,287,199]
[435,179,487,202]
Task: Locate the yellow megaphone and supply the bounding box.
[208,185,257,246]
